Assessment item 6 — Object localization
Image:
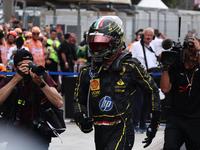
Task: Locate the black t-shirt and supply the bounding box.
[168,63,200,120]
[59,41,75,72]
[69,43,77,61]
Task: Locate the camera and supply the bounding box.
[28,117,52,138]
[13,20,20,24]
[47,46,51,52]
[183,39,194,48]
[161,39,185,67]
[28,62,45,76]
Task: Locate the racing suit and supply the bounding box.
[73,51,161,150]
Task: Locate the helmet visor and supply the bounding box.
[88,35,115,50]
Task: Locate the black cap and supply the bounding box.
[64,33,71,39]
[14,49,33,67]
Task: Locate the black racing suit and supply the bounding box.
[73,52,161,150]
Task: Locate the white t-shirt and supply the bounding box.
[7,46,29,62]
[129,40,157,70]
[151,37,164,56]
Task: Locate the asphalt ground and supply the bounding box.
[0,121,186,150]
[48,120,166,150]
[0,96,186,150]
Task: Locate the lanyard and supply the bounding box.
[144,45,155,53]
[179,66,197,96]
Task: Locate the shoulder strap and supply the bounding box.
[112,50,132,71]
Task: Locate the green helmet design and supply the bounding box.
[87,16,125,63]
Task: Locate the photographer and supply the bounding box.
[151,29,166,58]
[161,37,200,150]
[0,50,63,150]
[8,15,23,29]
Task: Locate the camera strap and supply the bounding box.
[17,80,35,121]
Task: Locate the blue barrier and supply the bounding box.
[0,71,162,76]
[0,72,16,75]
[152,73,162,76]
[48,72,79,76]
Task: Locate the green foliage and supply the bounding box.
[162,0,179,8]
[131,0,141,5]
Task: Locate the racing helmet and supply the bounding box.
[87,16,125,63]
[32,26,41,33]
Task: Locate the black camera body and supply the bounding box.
[161,39,185,67]
[28,62,45,76]
[183,40,194,48]
[13,20,20,24]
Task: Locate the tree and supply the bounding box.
[131,0,141,5]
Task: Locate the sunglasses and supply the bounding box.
[32,33,39,35]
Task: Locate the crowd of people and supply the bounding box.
[1,14,200,150]
[0,16,89,94]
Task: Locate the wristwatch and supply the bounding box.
[39,82,46,88]
[197,50,200,55]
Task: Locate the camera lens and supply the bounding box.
[28,62,45,76]
[164,55,177,65]
[34,66,45,76]
[161,51,178,66]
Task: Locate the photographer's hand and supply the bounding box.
[189,37,200,51]
[30,71,63,108]
[16,63,29,80]
[29,70,44,86]
[0,64,27,105]
[160,32,166,39]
